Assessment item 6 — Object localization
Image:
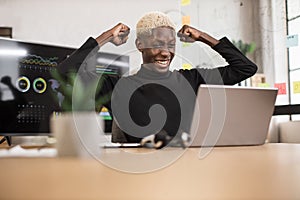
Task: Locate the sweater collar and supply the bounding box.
[136,65,171,79]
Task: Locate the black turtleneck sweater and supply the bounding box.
[57,37,257,143]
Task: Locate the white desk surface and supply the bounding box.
[1,143,300,200]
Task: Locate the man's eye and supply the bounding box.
[168,44,175,48]
[153,44,163,48]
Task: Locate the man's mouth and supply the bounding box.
[155,60,170,67]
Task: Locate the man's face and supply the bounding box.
[138,27,176,73]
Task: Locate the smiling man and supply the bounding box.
[57,12,257,147]
[136,26,176,73]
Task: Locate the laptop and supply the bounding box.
[189,85,278,147]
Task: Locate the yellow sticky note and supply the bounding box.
[257,83,270,88]
[181,0,191,6]
[182,63,192,70]
[101,106,109,112]
[182,15,191,25]
[293,81,300,94]
[182,42,191,47]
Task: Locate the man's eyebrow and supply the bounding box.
[153,39,176,43]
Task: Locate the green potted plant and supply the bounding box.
[50,69,108,112]
[50,70,109,157]
[232,39,256,56]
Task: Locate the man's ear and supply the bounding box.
[135,39,143,52]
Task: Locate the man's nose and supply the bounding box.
[160,45,171,55]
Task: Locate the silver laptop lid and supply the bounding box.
[189,85,278,147]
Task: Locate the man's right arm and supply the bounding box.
[57,23,130,76]
[56,23,130,110]
[56,37,99,75]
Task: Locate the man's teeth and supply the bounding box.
[157,60,168,65]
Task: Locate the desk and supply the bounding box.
[1,143,300,199]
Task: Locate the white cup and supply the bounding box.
[51,112,104,158]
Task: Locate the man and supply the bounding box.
[57,12,257,147]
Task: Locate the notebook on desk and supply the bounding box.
[188,85,278,147]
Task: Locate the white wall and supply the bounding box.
[257,0,288,105]
[0,0,180,70]
[0,0,263,72]
[0,0,178,46]
[0,0,287,77]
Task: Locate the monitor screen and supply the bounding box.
[96,52,129,76]
[0,37,75,136]
[0,37,129,136]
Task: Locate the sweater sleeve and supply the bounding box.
[56,37,119,110]
[182,37,258,87]
[56,37,99,75]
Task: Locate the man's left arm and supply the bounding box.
[177,25,257,85]
[211,37,258,85]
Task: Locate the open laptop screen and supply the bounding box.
[189,85,278,147]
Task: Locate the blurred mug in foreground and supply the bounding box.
[51,112,104,158]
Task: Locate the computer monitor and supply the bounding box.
[0,37,75,136]
[0,37,129,136]
[96,52,129,76]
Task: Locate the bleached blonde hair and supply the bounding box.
[136,11,176,38]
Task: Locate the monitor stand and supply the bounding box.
[0,136,11,146]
